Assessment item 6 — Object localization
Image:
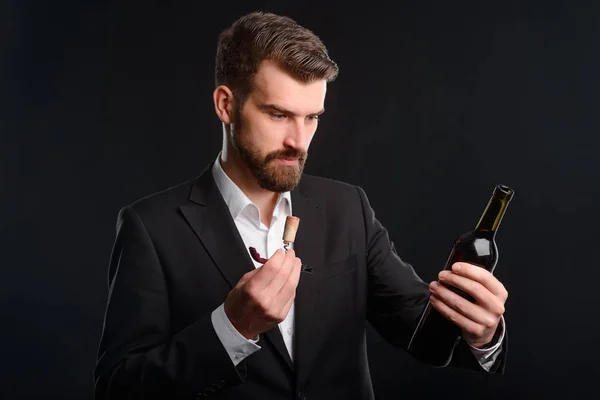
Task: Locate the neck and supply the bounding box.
[219,147,279,215]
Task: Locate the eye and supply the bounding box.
[270,113,286,120]
[307,115,320,121]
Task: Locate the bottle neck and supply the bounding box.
[474,185,514,234]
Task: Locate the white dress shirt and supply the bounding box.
[209,153,505,371]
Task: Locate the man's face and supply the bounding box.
[230,60,327,192]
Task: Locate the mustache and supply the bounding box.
[265,148,307,163]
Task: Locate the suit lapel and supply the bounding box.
[179,162,295,372]
[291,179,326,384]
[180,163,254,290]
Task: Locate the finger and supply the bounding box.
[276,257,301,298]
[251,248,286,289]
[429,293,483,335]
[429,281,500,328]
[274,258,301,316]
[437,271,506,316]
[451,262,508,301]
[277,289,296,321]
[237,267,261,288]
[264,249,296,295]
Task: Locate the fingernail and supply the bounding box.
[439,271,449,279]
[453,263,462,271]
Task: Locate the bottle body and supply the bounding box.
[407,184,513,367]
[407,231,498,366]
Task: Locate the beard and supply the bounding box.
[230,110,307,193]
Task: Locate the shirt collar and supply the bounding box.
[211,152,292,221]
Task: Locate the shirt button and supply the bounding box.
[287,327,293,336]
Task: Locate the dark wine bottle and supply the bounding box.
[407,184,514,367]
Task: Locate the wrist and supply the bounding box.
[467,322,503,349]
[238,329,257,340]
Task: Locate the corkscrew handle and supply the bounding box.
[249,246,313,274]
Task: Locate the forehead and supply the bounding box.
[250,60,326,113]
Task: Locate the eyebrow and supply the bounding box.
[259,103,325,117]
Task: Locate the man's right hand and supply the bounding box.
[223,248,302,340]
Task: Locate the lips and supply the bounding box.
[274,157,300,166]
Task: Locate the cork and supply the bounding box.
[283,216,300,244]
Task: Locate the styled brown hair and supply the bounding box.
[215,11,339,105]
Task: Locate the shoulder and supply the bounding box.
[299,173,359,194]
[116,177,196,225]
[299,173,369,207]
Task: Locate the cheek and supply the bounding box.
[248,119,286,152]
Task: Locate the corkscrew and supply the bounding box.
[248,246,313,273]
[248,215,313,274]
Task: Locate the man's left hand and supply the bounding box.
[428,262,508,348]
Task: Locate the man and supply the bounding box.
[94,11,508,399]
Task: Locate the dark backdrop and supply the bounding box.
[3,0,598,399]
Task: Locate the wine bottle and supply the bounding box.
[407,184,514,367]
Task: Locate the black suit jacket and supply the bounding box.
[94,161,507,399]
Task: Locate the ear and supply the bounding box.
[213,85,235,124]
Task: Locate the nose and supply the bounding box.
[283,119,311,151]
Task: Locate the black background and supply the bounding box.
[3,1,598,398]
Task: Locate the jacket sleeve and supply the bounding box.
[355,185,507,374]
[94,206,246,399]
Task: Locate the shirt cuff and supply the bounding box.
[466,315,506,371]
[211,303,261,366]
